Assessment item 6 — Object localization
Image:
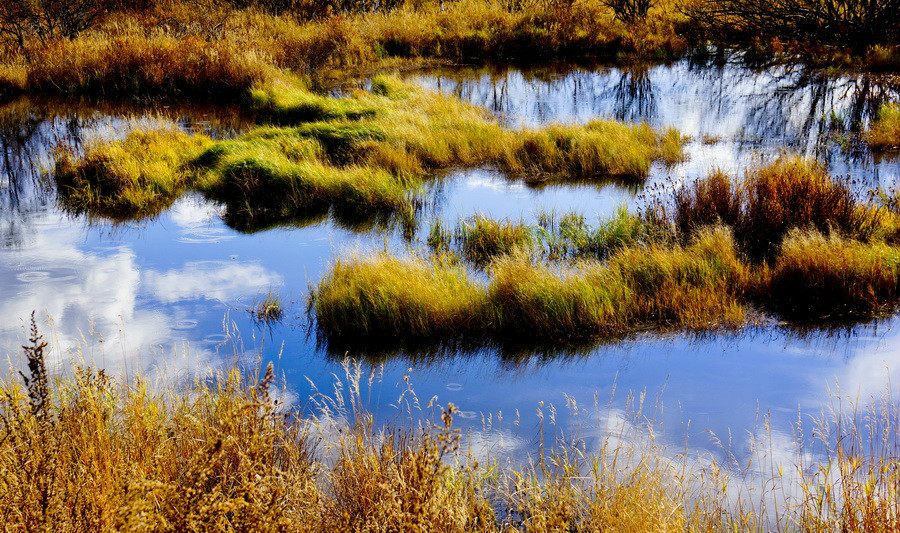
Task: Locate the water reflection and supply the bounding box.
[2,59,900,472]
[412,59,900,189]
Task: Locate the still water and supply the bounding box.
[2,57,900,466]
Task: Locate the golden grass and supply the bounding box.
[54,75,682,230]
[313,253,489,338]
[54,127,213,220]
[767,229,900,318]
[314,218,900,340]
[6,321,900,532]
[0,0,689,101]
[315,226,750,342]
[866,103,900,149]
[670,156,894,258]
[501,121,684,181]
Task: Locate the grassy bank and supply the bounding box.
[0,0,688,102]
[54,75,682,230]
[315,157,900,343]
[3,324,900,531]
[1,0,897,108]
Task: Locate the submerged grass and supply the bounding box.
[5,320,900,532]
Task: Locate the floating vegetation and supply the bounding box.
[250,291,285,323]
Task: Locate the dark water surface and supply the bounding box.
[3,58,900,467]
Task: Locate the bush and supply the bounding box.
[0,0,116,53]
[687,0,900,51]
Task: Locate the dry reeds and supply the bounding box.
[6,321,900,532]
[671,157,890,258]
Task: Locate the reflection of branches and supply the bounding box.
[612,67,656,122]
[416,60,900,159]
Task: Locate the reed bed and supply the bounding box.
[4,320,900,532]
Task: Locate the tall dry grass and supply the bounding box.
[670,156,893,258]
[0,0,689,101]
[5,316,900,532]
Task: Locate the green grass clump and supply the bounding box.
[501,121,684,181]
[431,208,669,265]
[55,76,682,232]
[54,128,212,220]
[454,216,534,265]
[490,256,630,338]
[672,157,891,258]
[866,103,900,149]
[767,230,900,318]
[313,254,488,339]
[537,207,662,261]
[195,136,414,231]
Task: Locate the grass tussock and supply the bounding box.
[54,127,212,220]
[316,226,750,342]
[54,75,682,230]
[866,103,900,149]
[500,121,684,181]
[6,321,900,532]
[670,156,893,258]
[767,230,900,318]
[447,215,535,265]
[313,253,489,339]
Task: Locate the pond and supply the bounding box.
[2,55,900,469]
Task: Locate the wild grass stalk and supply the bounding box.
[6,323,900,532]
